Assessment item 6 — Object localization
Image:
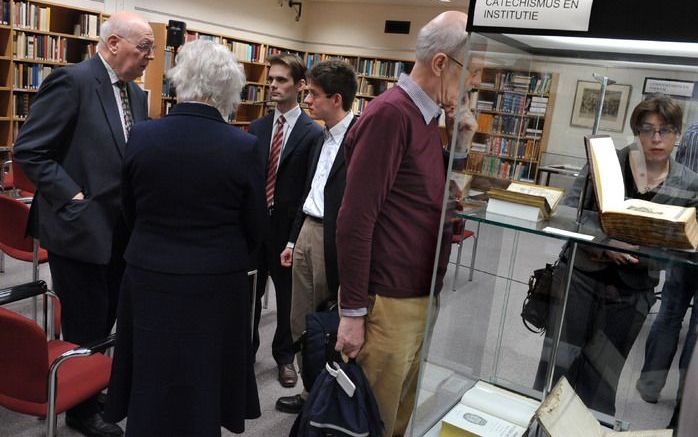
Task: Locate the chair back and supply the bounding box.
[11,161,35,195]
[0,306,50,403]
[0,195,34,258]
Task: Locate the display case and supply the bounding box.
[412,2,698,435]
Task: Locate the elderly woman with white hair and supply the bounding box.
[104,39,264,436]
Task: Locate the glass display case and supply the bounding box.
[411,4,698,436]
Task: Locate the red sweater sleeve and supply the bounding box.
[337,102,407,310]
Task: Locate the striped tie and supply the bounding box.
[266,114,285,207]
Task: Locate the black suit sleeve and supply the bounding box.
[242,138,266,261]
[13,68,81,211]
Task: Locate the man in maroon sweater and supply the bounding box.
[335,11,480,436]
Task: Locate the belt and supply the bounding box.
[307,215,323,224]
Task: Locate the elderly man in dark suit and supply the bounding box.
[13,11,153,437]
[248,53,322,387]
[276,60,357,414]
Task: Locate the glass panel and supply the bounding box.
[413,29,698,436]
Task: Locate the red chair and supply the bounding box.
[0,281,113,437]
[451,218,480,291]
[0,194,47,276]
[11,160,36,198]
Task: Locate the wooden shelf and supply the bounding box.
[475,109,545,118]
[469,150,538,162]
[12,26,99,42]
[356,93,376,99]
[13,57,69,66]
[13,88,38,93]
[476,131,542,141]
[474,86,551,97]
[358,74,399,81]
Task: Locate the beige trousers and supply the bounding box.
[291,217,334,374]
[356,294,439,437]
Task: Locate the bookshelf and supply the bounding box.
[466,68,558,184]
[0,0,102,149]
[145,22,415,129]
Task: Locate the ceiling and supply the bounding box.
[309,0,467,7]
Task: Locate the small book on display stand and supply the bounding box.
[486,181,565,222]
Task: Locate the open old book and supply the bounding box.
[486,181,565,221]
[439,381,539,437]
[586,135,698,250]
[536,377,671,437]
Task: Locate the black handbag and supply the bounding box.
[521,261,558,334]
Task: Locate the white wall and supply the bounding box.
[302,1,458,59]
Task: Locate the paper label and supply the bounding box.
[472,0,594,32]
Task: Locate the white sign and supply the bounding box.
[644,78,695,98]
[473,0,594,32]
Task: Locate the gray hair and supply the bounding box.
[97,15,141,51]
[167,39,246,118]
[415,16,467,64]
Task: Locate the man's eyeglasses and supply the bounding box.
[446,54,463,69]
[305,89,332,100]
[638,125,677,138]
[115,34,156,54]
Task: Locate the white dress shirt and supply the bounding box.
[97,53,131,140]
[270,105,302,170]
[302,111,354,219]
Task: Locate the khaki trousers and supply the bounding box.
[291,217,333,374]
[356,294,439,437]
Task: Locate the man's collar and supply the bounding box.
[97,52,120,85]
[397,73,441,124]
[274,105,301,125]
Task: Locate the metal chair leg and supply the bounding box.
[31,240,40,321]
[0,250,4,273]
[468,222,481,281]
[452,220,466,292]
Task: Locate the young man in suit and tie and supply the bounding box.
[276,60,357,414]
[13,11,153,437]
[248,54,323,388]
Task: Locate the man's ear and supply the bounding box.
[106,34,120,55]
[333,94,343,110]
[432,52,448,78]
[296,78,306,94]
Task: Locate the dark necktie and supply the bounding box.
[116,81,134,138]
[266,114,285,208]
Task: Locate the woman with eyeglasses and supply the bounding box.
[534,93,698,418]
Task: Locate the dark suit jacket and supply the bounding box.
[121,103,265,274]
[249,110,322,253]
[289,117,358,295]
[13,56,148,264]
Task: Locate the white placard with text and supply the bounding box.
[473,0,594,32]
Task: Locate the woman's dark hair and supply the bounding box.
[629,93,683,135]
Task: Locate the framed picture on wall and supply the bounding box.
[570,80,632,132]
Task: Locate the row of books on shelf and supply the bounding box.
[186,32,220,44]
[357,77,395,96]
[266,46,304,60]
[13,62,55,89]
[228,41,264,63]
[479,72,553,95]
[74,13,99,38]
[12,1,50,31]
[470,137,540,160]
[352,98,369,114]
[1,0,9,25]
[305,53,359,70]
[358,59,412,79]
[476,113,545,137]
[242,85,264,102]
[477,93,548,115]
[466,153,534,180]
[13,93,34,118]
[14,31,68,62]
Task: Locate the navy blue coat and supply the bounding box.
[122,102,265,273]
